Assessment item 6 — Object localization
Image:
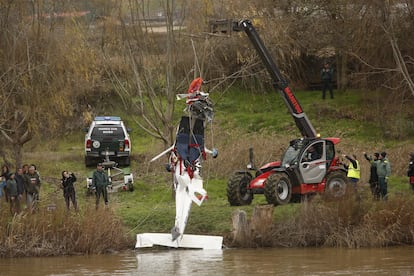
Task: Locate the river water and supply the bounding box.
[0,247,413,275]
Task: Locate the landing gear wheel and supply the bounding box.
[325,171,348,198]
[264,173,292,206]
[227,173,253,206]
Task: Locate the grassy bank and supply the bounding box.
[0,88,413,256]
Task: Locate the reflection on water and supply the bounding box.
[136,249,223,275]
[0,247,413,275]
[221,247,414,275]
[0,252,138,276]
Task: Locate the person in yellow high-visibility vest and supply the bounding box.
[343,154,360,185]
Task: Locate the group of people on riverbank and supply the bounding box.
[0,164,41,215]
[0,161,113,215]
[58,163,110,211]
[60,163,110,211]
[343,151,391,200]
[0,164,80,214]
[0,163,110,215]
[342,151,414,200]
[363,152,392,200]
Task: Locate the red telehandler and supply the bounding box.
[210,19,348,206]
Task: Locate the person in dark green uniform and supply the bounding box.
[7,172,20,215]
[92,163,109,209]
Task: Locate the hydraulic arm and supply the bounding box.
[211,19,318,138]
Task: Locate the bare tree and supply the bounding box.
[102,0,177,146]
[103,0,221,146]
[1,111,32,167]
[0,0,102,166]
[380,1,414,96]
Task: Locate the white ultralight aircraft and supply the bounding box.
[136,78,222,250]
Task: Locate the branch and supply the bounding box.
[0,130,13,144]
[347,52,398,74]
[19,129,32,145]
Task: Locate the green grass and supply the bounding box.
[212,87,413,142]
[213,88,294,134]
[114,175,301,238]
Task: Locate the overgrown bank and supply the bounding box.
[0,203,132,258]
[2,187,414,257]
[231,193,414,248]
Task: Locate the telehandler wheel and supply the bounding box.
[325,171,348,198]
[227,173,253,206]
[264,173,292,205]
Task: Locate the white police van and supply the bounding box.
[84,116,131,167]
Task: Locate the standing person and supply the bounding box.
[408,152,414,191]
[364,152,380,199]
[1,164,10,202]
[377,152,391,200]
[23,165,41,213]
[31,164,41,179]
[92,163,109,209]
[6,172,20,215]
[22,164,29,174]
[0,176,6,209]
[320,62,334,99]
[343,154,360,184]
[30,164,41,199]
[61,171,78,211]
[14,167,25,205]
[22,164,29,207]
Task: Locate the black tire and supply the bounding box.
[324,171,348,198]
[264,173,292,206]
[227,173,253,206]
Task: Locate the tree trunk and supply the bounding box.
[250,204,274,245]
[336,51,348,91]
[231,210,251,247]
[13,143,23,169]
[231,205,274,247]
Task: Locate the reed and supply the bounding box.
[0,202,133,257]
[269,193,414,248]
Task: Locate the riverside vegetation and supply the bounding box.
[0,88,413,257]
